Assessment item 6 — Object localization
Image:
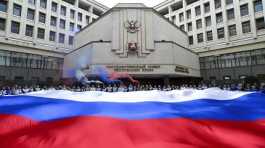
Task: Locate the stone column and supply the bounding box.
[249,0,257,38]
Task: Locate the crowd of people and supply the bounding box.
[1,82,265,96]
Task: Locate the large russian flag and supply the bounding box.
[0,88,265,148]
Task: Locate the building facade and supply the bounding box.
[155,0,265,83]
[0,0,108,84]
[1,0,265,85]
[64,4,200,85]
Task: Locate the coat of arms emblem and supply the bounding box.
[124,20,140,33]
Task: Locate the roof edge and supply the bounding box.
[154,40,197,55]
[114,3,147,8]
[88,0,109,10]
[153,0,174,9]
[77,7,187,36]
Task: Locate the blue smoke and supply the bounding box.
[64,46,122,85]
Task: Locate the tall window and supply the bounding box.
[195,6,201,16]
[242,21,251,33]
[196,19,202,29]
[0,50,63,69]
[217,27,225,39]
[51,2,57,12]
[186,10,191,19]
[27,9,35,20]
[240,4,249,16]
[59,33,65,43]
[86,16,90,24]
[206,31,213,41]
[78,13,82,21]
[37,28,45,39]
[179,13,184,22]
[40,0,47,9]
[69,36,74,45]
[28,0,35,5]
[39,12,46,23]
[205,16,211,27]
[226,0,233,5]
[255,49,265,65]
[216,12,223,24]
[187,22,192,31]
[204,2,210,13]
[228,24,237,36]
[188,36,193,45]
[227,9,235,20]
[13,3,22,16]
[59,19,65,29]
[11,21,20,34]
[25,25,34,37]
[0,18,6,31]
[0,1,8,12]
[256,17,265,30]
[171,15,176,23]
[70,9,75,19]
[70,22,74,31]
[197,33,203,43]
[49,31,56,41]
[214,0,221,9]
[60,6,66,16]
[50,16,57,26]
[77,25,82,32]
[254,0,263,12]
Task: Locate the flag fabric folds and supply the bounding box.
[0,88,265,148]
